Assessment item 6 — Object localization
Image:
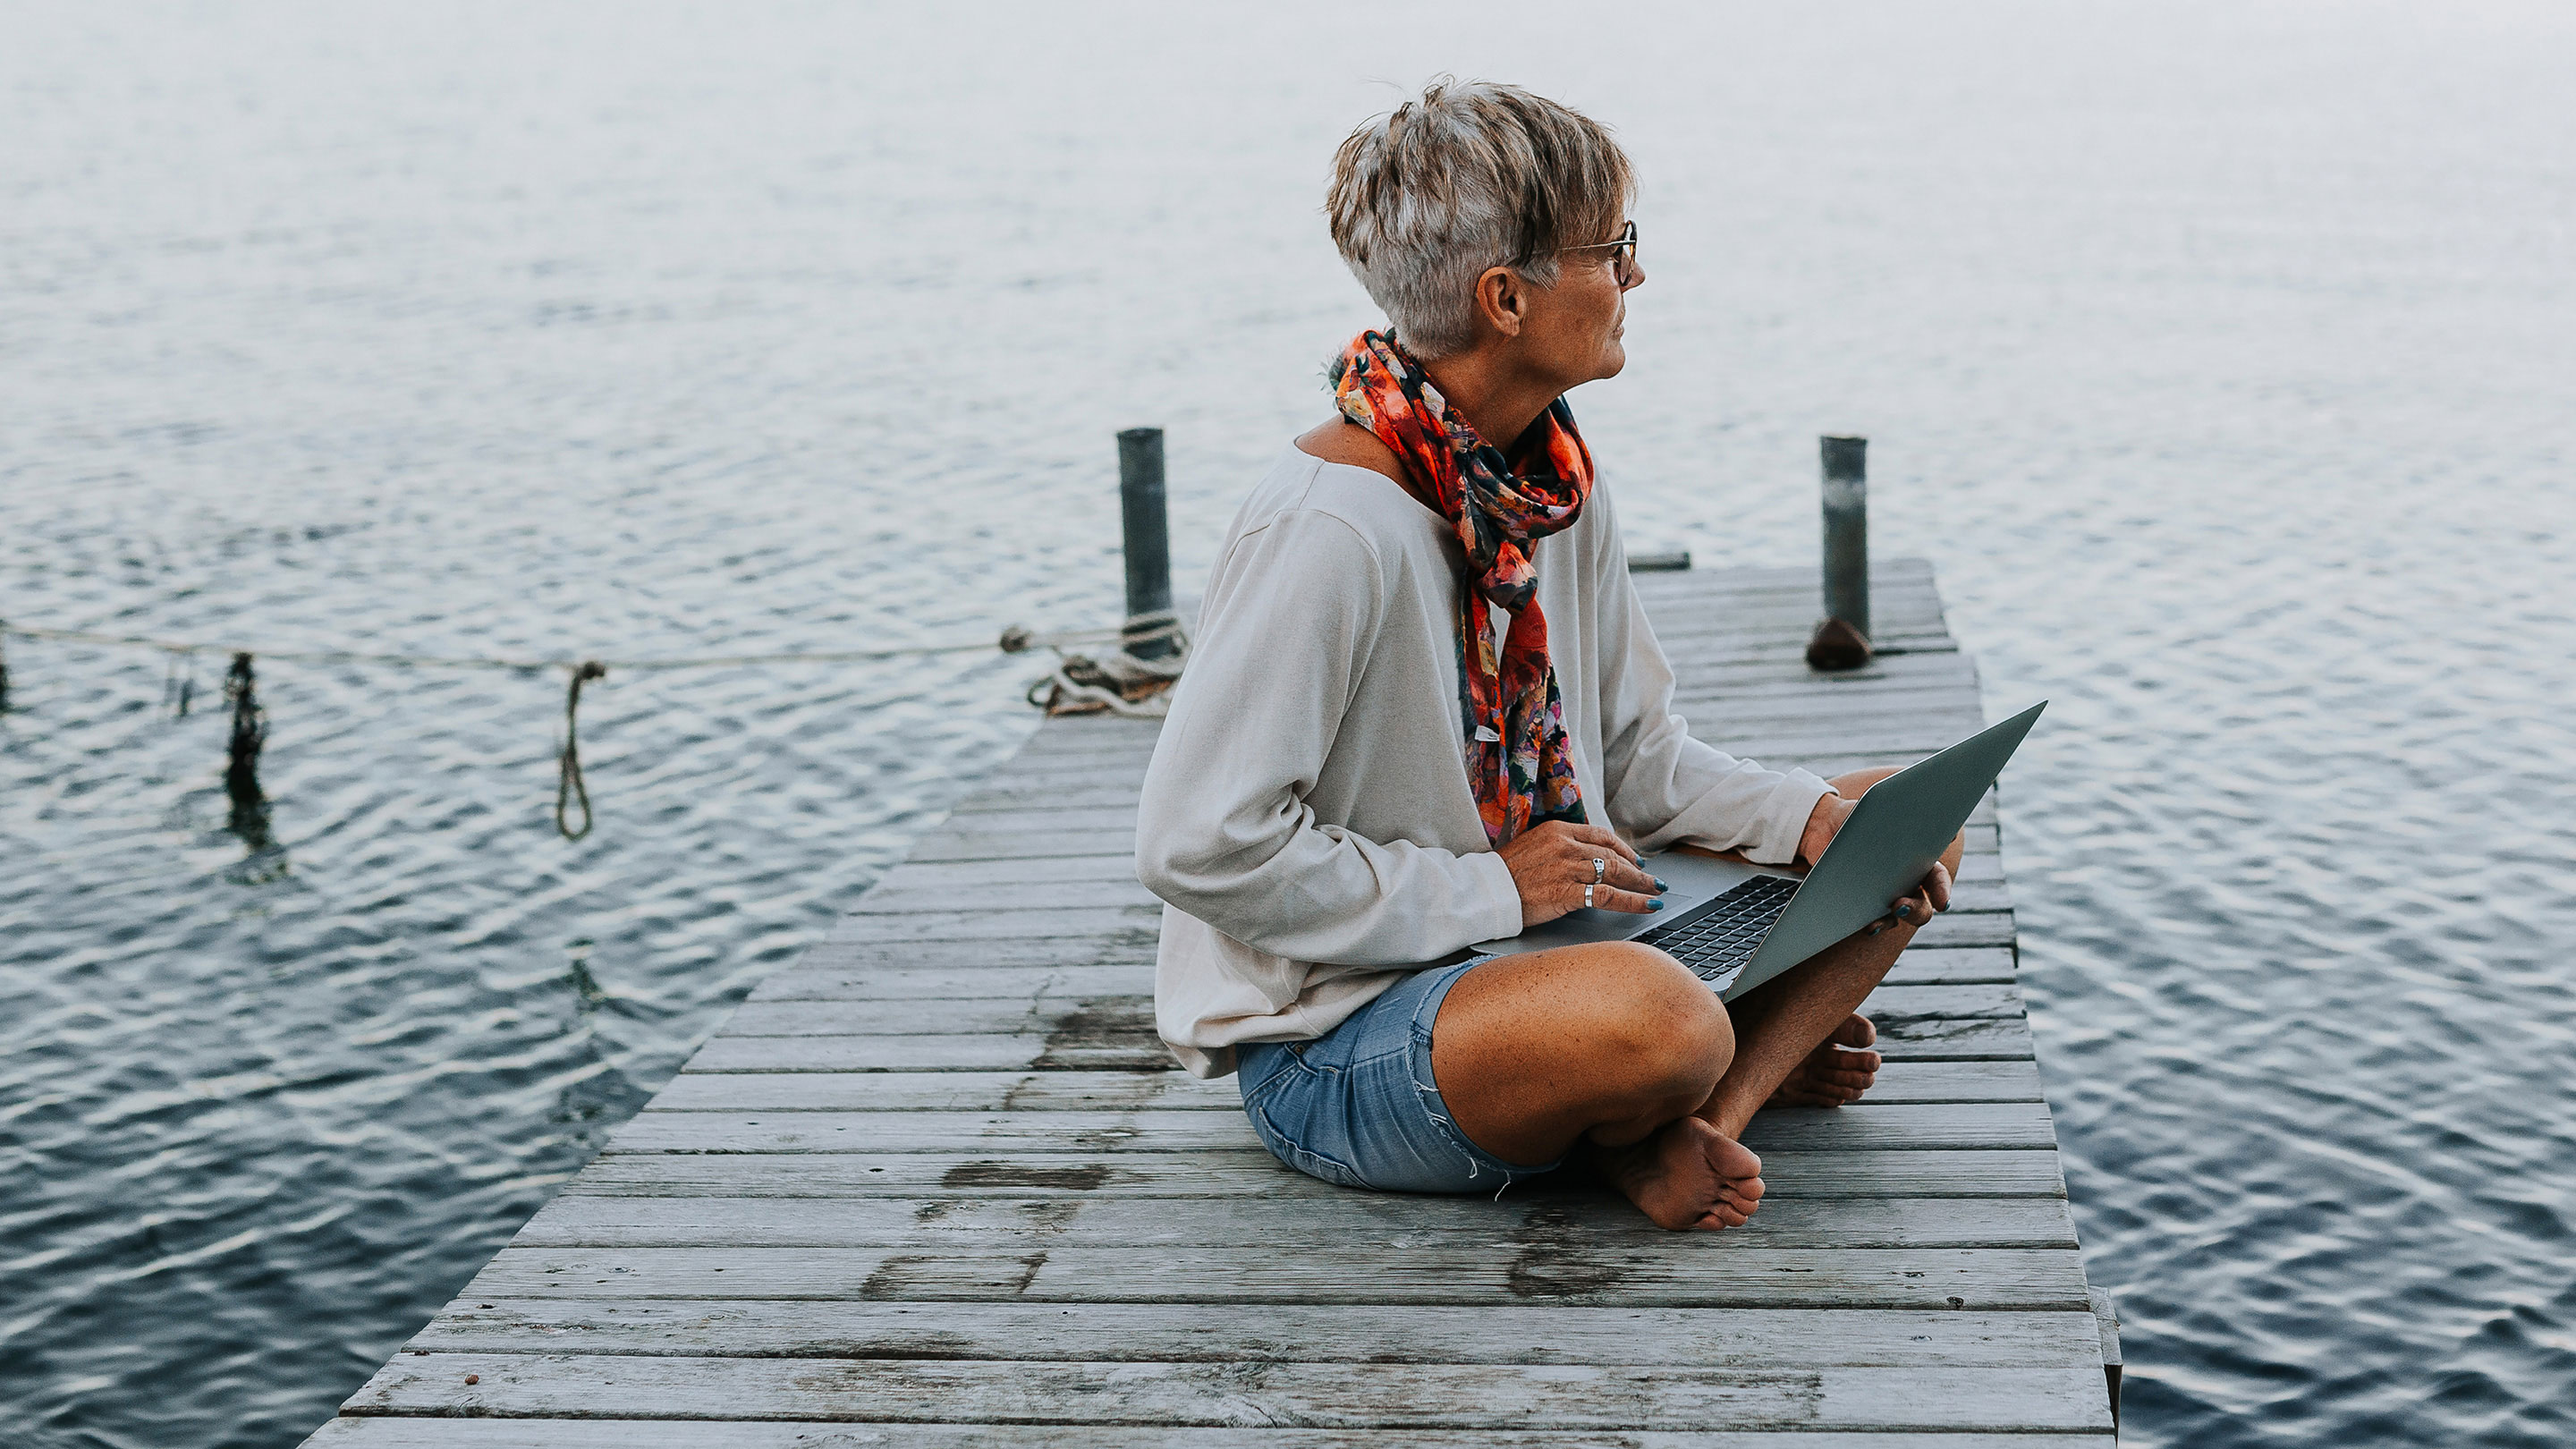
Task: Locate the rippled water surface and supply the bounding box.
[5,3,2573,1445]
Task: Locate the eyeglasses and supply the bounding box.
[1557,221,1639,285]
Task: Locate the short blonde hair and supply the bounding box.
[1326,80,1634,359]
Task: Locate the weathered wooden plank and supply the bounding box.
[800,933,1159,969]
[898,826,1141,863]
[647,1056,2046,1113]
[310,1419,2114,1447]
[950,735,2000,817]
[1643,574,1943,609]
[711,982,2017,1041]
[976,691,1974,792]
[815,901,2010,949]
[748,962,1157,1003]
[560,1148,2067,1200]
[903,819,1996,868]
[338,1354,2113,1432]
[836,874,2012,917]
[676,1011,2030,1074]
[819,904,1165,942]
[509,1192,2079,1253]
[919,792,1999,838]
[883,839,2004,896]
[461,1243,2090,1310]
[1629,555,1935,591]
[955,726,1988,815]
[1883,946,2015,986]
[652,1070,1230,1111]
[1657,632,1958,664]
[407,1299,2103,1367]
[868,852,1155,889]
[1638,695,1985,731]
[681,1036,1172,1073]
[1637,565,1939,599]
[746,943,2011,1004]
[1648,593,1946,631]
[599,1102,2053,1158]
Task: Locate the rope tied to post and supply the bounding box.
[1017,610,1189,718]
[555,660,608,841]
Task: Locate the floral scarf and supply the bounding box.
[1332,329,1591,845]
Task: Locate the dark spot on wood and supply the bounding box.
[1002,1069,1171,1110]
[1080,928,1162,965]
[859,1251,1049,1300]
[1504,1201,1635,1299]
[940,1161,1111,1190]
[1030,997,1167,1070]
[840,1332,979,1360]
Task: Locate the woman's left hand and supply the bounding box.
[1496,821,1665,928]
[1881,860,1953,931]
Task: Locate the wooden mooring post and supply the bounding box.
[1808,433,1876,672]
[301,443,2112,1445]
[1116,426,1177,661]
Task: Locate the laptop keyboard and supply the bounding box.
[1634,875,1800,987]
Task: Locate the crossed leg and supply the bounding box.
[1428,767,1963,1230]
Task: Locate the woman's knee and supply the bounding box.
[1580,942,1732,1106]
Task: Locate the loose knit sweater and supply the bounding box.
[1135,446,1832,1078]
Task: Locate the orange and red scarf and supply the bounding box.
[1332,329,1591,846]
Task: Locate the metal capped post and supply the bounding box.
[1117,427,1176,661]
[1807,435,1874,672]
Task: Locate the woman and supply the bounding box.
[1135,80,1956,1231]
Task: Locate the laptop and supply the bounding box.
[1469,701,2046,1000]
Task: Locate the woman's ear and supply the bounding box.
[1473,266,1528,340]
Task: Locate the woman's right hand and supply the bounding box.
[1497,821,1665,928]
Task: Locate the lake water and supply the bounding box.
[4,3,2572,1445]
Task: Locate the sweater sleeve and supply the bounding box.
[1135,508,1526,963]
[1584,496,1834,864]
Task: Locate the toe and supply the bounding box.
[1832,1014,1877,1049]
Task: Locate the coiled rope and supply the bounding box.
[1020,610,1189,718]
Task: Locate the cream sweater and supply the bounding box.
[1136,447,1832,1077]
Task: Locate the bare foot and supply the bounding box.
[1594,1116,1766,1231]
[1766,1013,1880,1108]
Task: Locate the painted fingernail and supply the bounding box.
[1652,877,1667,891]
[1648,900,1665,911]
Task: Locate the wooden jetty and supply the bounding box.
[304,555,2115,1445]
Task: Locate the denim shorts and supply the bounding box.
[1236,955,1564,1194]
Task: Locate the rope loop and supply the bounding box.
[555,660,608,841]
[1029,611,1190,718]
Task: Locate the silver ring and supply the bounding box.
[1583,884,1596,909]
[1591,857,1606,884]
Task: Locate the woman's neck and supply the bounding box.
[1417,349,1559,452]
